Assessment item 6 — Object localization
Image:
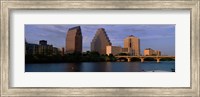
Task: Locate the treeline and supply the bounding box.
[25,51,175,64]
[25,51,117,64]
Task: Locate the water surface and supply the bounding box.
[25,61,175,72]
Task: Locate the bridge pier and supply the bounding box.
[127,58,131,62]
[140,58,144,62]
[156,58,160,63]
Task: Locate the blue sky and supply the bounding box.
[25,24,175,56]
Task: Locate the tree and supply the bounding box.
[118,53,128,56]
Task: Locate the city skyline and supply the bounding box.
[25,24,175,56]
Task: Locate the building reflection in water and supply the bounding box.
[81,62,108,72]
[66,62,113,72]
[127,62,140,72]
[66,62,141,72]
[66,63,81,72]
[105,62,112,72]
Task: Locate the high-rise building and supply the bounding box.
[124,35,140,56]
[91,28,112,55]
[66,26,82,53]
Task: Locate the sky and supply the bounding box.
[25,24,175,56]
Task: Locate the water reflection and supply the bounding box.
[66,63,81,72]
[25,61,175,72]
[81,62,111,72]
[128,62,140,72]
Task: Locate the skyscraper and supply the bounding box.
[91,28,112,55]
[124,35,140,56]
[66,26,82,53]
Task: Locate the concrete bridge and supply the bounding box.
[115,56,175,63]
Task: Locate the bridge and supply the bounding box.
[115,56,175,63]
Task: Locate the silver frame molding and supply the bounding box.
[1,0,199,96]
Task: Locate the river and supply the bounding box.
[25,61,175,72]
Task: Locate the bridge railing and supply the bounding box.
[115,55,175,62]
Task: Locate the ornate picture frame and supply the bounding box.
[1,0,199,96]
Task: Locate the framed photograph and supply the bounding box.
[1,0,199,96]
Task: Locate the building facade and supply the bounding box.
[61,47,65,56]
[25,40,59,55]
[66,26,82,53]
[154,50,161,56]
[91,28,112,55]
[124,35,140,56]
[106,45,129,55]
[144,48,161,56]
[106,46,122,55]
[26,43,39,55]
[38,40,53,55]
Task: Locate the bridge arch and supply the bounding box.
[117,57,128,62]
[130,57,141,62]
[143,57,156,61]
